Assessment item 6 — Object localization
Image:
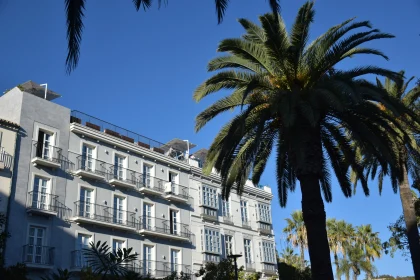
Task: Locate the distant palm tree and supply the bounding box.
[355,225,382,279]
[337,247,376,280]
[193,1,417,278]
[362,72,420,278]
[327,219,355,280]
[284,210,307,269]
[63,0,280,73]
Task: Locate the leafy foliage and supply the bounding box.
[0,263,28,280]
[337,247,376,280]
[195,259,239,280]
[63,0,280,72]
[277,262,311,280]
[41,268,75,280]
[283,210,307,269]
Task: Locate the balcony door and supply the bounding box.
[76,233,91,267]
[114,155,125,180]
[80,188,93,218]
[32,176,50,210]
[143,203,153,230]
[171,249,180,273]
[170,209,178,235]
[113,196,125,224]
[143,245,154,276]
[36,130,53,160]
[26,226,45,264]
[244,239,252,264]
[143,164,152,188]
[168,172,178,193]
[82,144,94,172]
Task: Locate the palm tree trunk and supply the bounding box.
[334,254,340,280]
[299,244,305,270]
[399,165,420,280]
[300,174,334,280]
[293,123,334,280]
[345,271,350,280]
[352,273,357,280]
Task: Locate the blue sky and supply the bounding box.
[1,0,420,276]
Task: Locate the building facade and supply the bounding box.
[0,82,277,279]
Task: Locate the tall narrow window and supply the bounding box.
[221,199,230,217]
[143,164,153,187]
[76,234,91,267]
[79,188,93,218]
[241,200,248,222]
[113,196,125,224]
[244,239,252,264]
[26,226,45,264]
[36,130,53,159]
[112,239,125,252]
[224,235,234,258]
[170,209,179,235]
[82,144,94,172]
[171,249,180,272]
[169,172,178,193]
[143,245,154,276]
[143,203,153,230]
[202,185,218,208]
[32,176,50,210]
[114,155,125,180]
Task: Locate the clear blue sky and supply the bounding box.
[1,0,419,277]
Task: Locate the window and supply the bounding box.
[26,226,45,264]
[224,235,234,258]
[202,185,218,208]
[171,249,180,272]
[0,131,3,147]
[36,130,54,159]
[261,241,276,263]
[257,203,271,223]
[143,203,153,230]
[114,155,126,180]
[169,172,178,193]
[79,187,93,217]
[203,228,221,254]
[240,200,248,222]
[76,233,91,267]
[112,239,125,252]
[143,245,154,275]
[221,198,230,217]
[32,176,50,210]
[143,164,153,187]
[113,196,126,224]
[82,144,95,171]
[170,209,179,235]
[244,239,253,264]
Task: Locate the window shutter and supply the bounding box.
[36,130,45,157]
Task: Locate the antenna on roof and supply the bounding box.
[40,83,48,99]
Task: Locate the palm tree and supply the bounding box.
[337,247,376,280]
[279,246,302,267]
[193,2,418,278]
[363,72,420,278]
[283,210,307,269]
[63,0,280,73]
[83,241,138,279]
[327,219,355,280]
[354,225,382,279]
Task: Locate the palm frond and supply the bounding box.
[65,0,86,74]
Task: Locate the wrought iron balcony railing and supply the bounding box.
[27,191,59,213]
[107,165,142,188]
[75,155,109,179]
[32,140,62,165]
[0,147,13,169]
[138,261,192,278]
[74,201,139,229]
[22,245,54,266]
[138,216,192,240]
[138,173,165,193]
[163,182,189,200]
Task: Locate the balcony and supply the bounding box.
[108,166,139,190]
[222,215,234,225]
[70,250,89,269]
[244,262,256,272]
[72,201,138,231]
[22,245,54,268]
[31,141,62,169]
[261,263,277,275]
[74,156,108,181]
[163,182,189,203]
[138,216,191,242]
[138,174,165,196]
[0,147,13,170]
[136,261,188,278]
[26,191,59,217]
[242,220,252,229]
[257,222,273,235]
[200,207,218,223]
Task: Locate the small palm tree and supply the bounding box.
[82,241,138,279]
[354,225,382,279]
[193,2,418,278]
[283,210,307,269]
[41,268,74,280]
[337,247,376,280]
[63,0,280,73]
[279,246,302,268]
[327,219,355,280]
